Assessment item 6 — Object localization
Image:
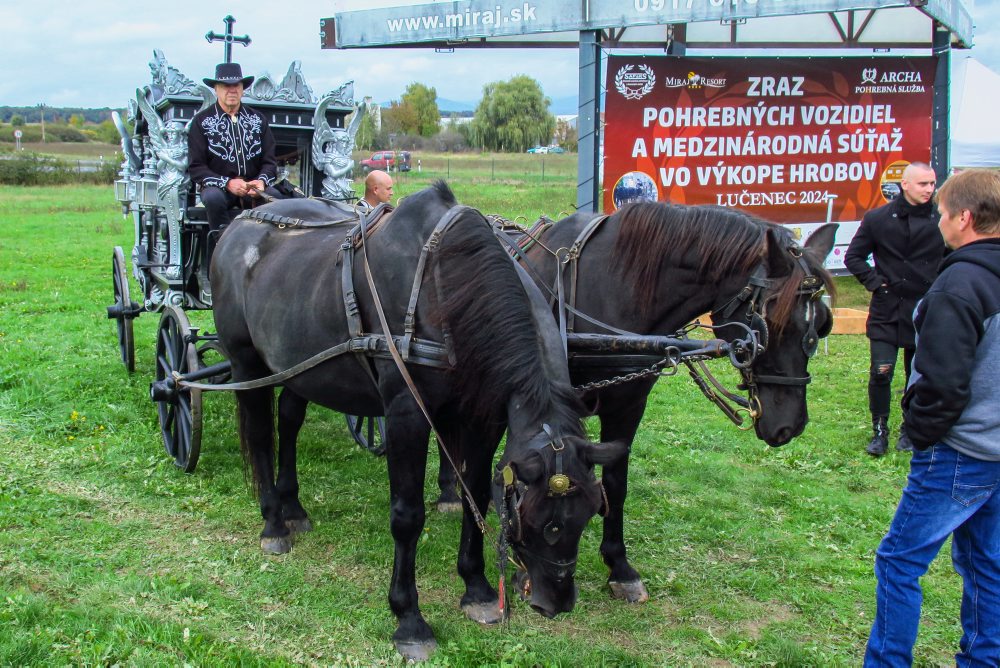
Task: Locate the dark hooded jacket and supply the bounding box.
[903,238,1000,457]
[845,196,945,347]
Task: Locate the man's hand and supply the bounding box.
[226,178,249,197]
[246,180,266,198]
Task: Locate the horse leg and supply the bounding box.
[236,386,292,555]
[435,437,462,512]
[597,388,651,603]
[276,387,311,534]
[384,404,436,661]
[452,423,503,624]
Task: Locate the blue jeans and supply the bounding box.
[864,443,1000,667]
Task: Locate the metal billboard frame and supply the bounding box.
[321,0,974,211]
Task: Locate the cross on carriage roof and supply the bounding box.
[205,15,251,64]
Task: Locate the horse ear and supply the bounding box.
[764,227,794,277]
[580,440,628,468]
[804,223,839,262]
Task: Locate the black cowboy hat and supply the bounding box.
[203,63,254,87]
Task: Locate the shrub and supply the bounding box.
[0,152,117,185]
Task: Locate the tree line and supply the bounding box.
[358,75,576,154]
[3,75,576,154]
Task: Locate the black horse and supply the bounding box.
[437,203,836,602]
[210,182,625,660]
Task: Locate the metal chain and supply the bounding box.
[572,349,719,392]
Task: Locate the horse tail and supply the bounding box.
[235,387,276,498]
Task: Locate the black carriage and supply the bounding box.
[106,50,385,471]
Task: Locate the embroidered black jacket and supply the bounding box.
[188,103,277,191]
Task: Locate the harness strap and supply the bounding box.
[359,204,491,535]
[177,335,452,392]
[565,214,609,334]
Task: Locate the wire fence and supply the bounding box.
[352,152,578,183]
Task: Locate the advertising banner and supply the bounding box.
[603,56,936,228]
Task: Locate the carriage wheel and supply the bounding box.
[109,246,136,372]
[345,414,386,456]
[196,340,232,385]
[154,305,202,472]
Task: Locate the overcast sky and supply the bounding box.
[1,0,997,109]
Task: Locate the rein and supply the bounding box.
[496,214,825,428]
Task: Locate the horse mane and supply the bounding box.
[610,202,766,306]
[609,202,834,337]
[432,197,583,433]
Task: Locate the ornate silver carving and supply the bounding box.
[247,61,315,103]
[136,88,191,279]
[148,49,199,98]
[323,80,356,108]
[311,87,368,200]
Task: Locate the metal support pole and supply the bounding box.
[931,23,951,184]
[577,30,602,213]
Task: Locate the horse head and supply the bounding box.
[711,223,837,445]
[495,429,626,618]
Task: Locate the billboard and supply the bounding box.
[603,56,937,228]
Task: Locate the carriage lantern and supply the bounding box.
[113,177,134,205]
[135,174,160,210]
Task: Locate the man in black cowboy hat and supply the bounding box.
[188,62,277,289]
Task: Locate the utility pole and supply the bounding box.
[38,103,45,143]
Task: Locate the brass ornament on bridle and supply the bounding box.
[548,473,571,495]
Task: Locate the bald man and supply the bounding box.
[362,170,393,209]
[845,162,946,456]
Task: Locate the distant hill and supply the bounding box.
[0,106,119,124]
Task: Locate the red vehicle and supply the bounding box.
[360,150,411,173]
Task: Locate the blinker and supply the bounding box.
[502,464,515,486]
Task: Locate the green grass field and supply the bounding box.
[0,182,956,666]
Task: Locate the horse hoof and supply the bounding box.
[462,600,502,625]
[394,638,437,662]
[608,579,649,603]
[260,535,292,555]
[285,518,313,533]
[436,500,462,513]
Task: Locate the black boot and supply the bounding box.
[896,423,914,452]
[866,416,889,457]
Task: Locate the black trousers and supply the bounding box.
[200,186,282,271]
[868,339,915,418]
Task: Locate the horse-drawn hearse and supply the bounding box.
[105,49,382,470]
[104,41,840,662]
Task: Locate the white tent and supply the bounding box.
[951,55,1000,168]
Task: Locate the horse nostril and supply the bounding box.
[531,604,558,619]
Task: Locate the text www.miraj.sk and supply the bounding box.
[386,3,539,32]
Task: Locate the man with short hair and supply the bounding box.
[362,169,393,209]
[864,168,1000,666]
[188,63,277,286]
[845,162,945,456]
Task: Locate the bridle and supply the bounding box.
[494,424,609,594]
[704,243,827,425]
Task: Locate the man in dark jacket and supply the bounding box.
[188,63,277,291]
[845,162,945,456]
[864,168,1000,666]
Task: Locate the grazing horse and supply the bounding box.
[439,203,837,602]
[210,182,625,660]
